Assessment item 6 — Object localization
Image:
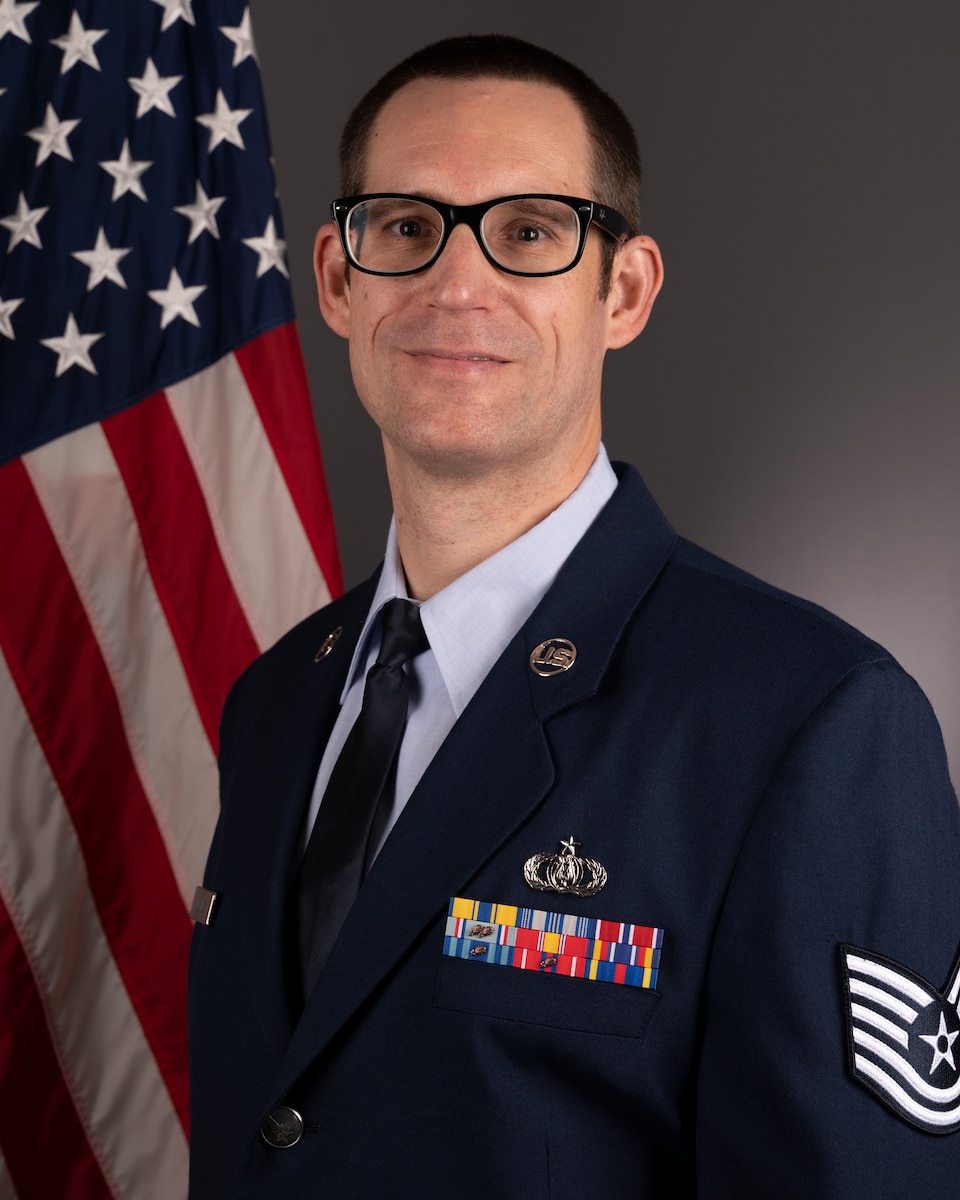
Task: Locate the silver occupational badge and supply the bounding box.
[523,836,607,897]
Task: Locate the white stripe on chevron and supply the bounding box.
[853,1027,960,1104]
[854,1053,960,1130]
[851,1002,910,1048]
[848,977,920,1024]
[846,953,935,1009]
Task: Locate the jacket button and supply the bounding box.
[260,1106,304,1148]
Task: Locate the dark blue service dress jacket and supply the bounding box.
[188,464,960,1197]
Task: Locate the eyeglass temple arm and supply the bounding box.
[588,204,633,243]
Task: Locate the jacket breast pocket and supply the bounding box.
[434,954,661,1039]
[436,896,664,1038]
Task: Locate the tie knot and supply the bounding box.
[376,598,429,669]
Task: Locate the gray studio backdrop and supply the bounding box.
[251,0,960,786]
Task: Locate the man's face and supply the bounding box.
[318,77,645,485]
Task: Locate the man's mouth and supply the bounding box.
[409,348,509,364]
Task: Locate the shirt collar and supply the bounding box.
[341,446,618,714]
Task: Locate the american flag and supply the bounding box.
[0,2,341,1195]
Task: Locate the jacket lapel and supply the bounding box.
[272,465,677,1095]
[274,620,555,1093]
[240,580,377,1054]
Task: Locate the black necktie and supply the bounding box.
[297,597,428,998]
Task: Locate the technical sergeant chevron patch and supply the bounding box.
[840,942,960,1134]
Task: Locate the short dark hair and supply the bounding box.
[339,34,642,294]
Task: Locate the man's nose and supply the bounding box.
[422,222,500,307]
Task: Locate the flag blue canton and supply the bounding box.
[0,0,295,464]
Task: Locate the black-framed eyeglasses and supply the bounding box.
[331,193,633,278]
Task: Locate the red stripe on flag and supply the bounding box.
[103,392,260,749]
[0,458,191,1132]
[234,323,343,597]
[0,894,114,1198]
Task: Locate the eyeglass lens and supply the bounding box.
[344,197,583,275]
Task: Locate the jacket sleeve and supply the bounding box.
[696,659,960,1197]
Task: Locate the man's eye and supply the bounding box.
[498,221,558,245]
[396,219,423,238]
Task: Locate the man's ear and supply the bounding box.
[603,235,664,350]
[314,222,350,339]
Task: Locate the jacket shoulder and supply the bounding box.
[665,535,894,667]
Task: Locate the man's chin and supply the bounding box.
[384,426,533,483]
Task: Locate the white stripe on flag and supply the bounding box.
[0,1150,15,1200]
[0,650,189,1199]
[22,425,219,905]
[167,352,332,651]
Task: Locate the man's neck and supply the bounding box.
[385,439,601,601]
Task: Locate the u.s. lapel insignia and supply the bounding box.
[840,941,960,1134]
[529,638,576,676]
[314,626,342,662]
[523,836,607,897]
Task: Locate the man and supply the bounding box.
[188,35,960,1197]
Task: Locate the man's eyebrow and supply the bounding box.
[494,197,575,217]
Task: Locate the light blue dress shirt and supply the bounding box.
[303,447,618,862]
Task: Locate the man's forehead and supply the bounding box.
[359,76,593,199]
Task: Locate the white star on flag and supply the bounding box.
[99,138,153,202]
[129,57,183,118]
[26,103,81,165]
[174,181,226,243]
[39,313,104,376]
[72,227,132,291]
[920,1012,960,1075]
[150,0,195,32]
[219,8,256,66]
[0,0,38,44]
[242,216,289,278]
[0,294,24,339]
[1,192,48,252]
[196,88,252,151]
[148,267,206,329]
[50,11,108,73]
